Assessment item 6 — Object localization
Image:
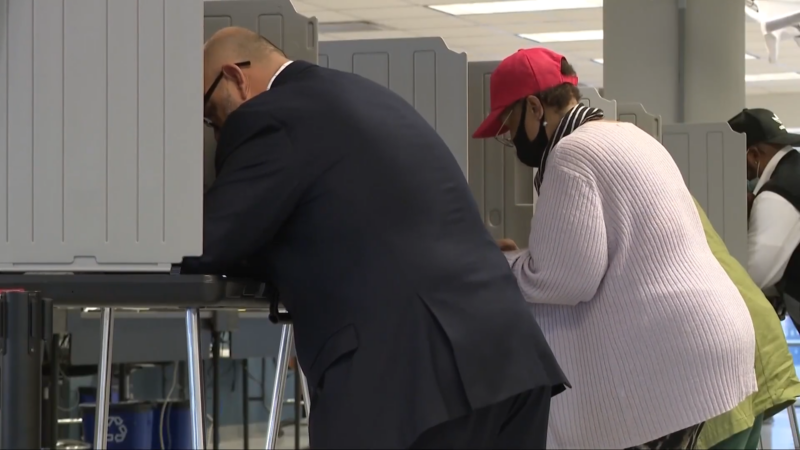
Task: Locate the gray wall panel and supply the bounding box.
[579,87,617,118]
[320,38,469,177]
[663,124,748,263]
[618,103,662,141]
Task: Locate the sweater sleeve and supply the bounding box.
[506,164,608,306]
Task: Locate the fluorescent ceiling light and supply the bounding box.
[428,0,602,16]
[746,72,800,82]
[519,30,603,43]
[594,54,756,65]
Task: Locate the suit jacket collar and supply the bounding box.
[270,60,315,89]
[214,60,317,171]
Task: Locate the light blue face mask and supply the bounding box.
[747,178,759,193]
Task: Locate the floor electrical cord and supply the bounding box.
[160,362,179,450]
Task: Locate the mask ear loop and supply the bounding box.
[535,101,548,178]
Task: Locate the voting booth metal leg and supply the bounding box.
[0,291,51,450]
[94,308,116,450]
[186,308,207,450]
[266,324,294,450]
[789,401,800,450]
[299,366,311,418]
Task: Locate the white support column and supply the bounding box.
[603,0,746,124]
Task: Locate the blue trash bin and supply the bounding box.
[80,401,154,450]
[78,387,120,405]
[151,400,192,450]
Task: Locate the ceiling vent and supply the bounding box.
[319,21,388,33]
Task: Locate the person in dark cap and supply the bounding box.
[728,108,800,327]
[473,47,757,450]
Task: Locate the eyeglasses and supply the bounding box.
[494,110,515,148]
[203,60,251,128]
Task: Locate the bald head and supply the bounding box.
[204,27,284,68]
[202,27,290,136]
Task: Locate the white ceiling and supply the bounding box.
[290,0,800,95]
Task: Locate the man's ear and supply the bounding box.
[221,64,248,98]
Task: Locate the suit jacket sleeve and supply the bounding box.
[181,127,307,275]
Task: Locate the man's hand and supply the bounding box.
[497,238,519,252]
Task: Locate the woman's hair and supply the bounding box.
[537,58,582,111]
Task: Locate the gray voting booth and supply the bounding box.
[0,0,203,273]
[319,38,468,176]
[467,61,747,263]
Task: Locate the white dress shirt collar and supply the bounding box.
[267,61,294,91]
[754,146,795,194]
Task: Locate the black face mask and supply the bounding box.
[513,102,549,168]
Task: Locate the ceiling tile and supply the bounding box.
[306,10,361,22]
[541,8,602,21]
[746,86,770,96]
[328,30,417,40]
[467,53,506,62]
[318,33,342,41]
[341,6,446,20]
[289,1,326,14]
[499,19,601,34]
[466,10,600,25]
[409,26,504,38]
[405,0,492,4]
[444,34,532,47]
[305,0,408,8]
[534,41,603,54]
[376,15,474,29]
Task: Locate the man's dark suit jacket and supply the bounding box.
[183,60,567,448]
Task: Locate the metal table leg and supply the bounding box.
[789,401,800,450]
[94,308,115,450]
[0,291,51,450]
[243,359,250,450]
[299,366,311,418]
[186,308,206,450]
[266,324,293,450]
[212,331,221,450]
[44,333,61,449]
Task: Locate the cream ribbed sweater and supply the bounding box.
[506,121,757,449]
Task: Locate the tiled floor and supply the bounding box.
[761,408,798,449]
[217,421,309,449]
[219,416,798,450]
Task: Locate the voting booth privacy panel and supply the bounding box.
[467,61,747,263]
[0,0,204,272]
[319,38,469,177]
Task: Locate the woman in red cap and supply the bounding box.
[473,48,757,450]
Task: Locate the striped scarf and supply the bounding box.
[534,105,604,192]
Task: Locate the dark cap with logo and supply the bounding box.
[727,108,800,148]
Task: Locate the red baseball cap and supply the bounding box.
[473,48,578,139]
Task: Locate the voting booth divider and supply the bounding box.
[0,0,748,447]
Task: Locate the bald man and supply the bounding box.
[182,27,567,449]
